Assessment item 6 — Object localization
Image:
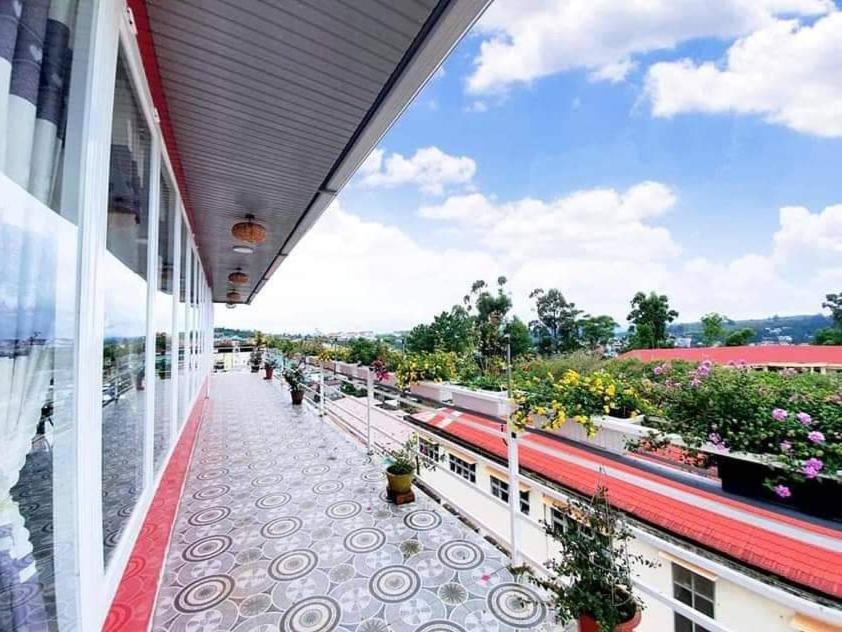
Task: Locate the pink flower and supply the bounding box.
[796,412,812,426]
[773,485,791,499]
[780,440,792,452]
[653,366,663,376]
[802,458,823,479]
[690,377,702,388]
[807,431,825,444]
[708,432,723,446]
[771,408,788,422]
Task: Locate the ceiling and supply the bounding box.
[141,0,490,303]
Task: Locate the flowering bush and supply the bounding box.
[643,362,842,497]
[511,369,644,434]
[394,351,458,390]
[317,346,349,362]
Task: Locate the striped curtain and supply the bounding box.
[1,0,77,206]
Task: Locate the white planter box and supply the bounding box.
[450,385,512,419]
[410,381,452,402]
[537,414,647,455]
[320,360,334,372]
[354,365,370,381]
[336,361,354,376]
[377,372,398,389]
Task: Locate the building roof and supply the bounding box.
[129,0,490,303]
[410,407,842,599]
[619,345,842,366]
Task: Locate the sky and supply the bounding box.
[217,0,842,334]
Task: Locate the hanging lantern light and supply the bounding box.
[226,289,242,302]
[228,268,249,285]
[225,302,236,309]
[231,214,267,245]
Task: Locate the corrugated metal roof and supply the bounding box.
[135,0,488,302]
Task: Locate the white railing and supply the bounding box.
[269,359,745,632]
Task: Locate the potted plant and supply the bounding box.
[385,435,419,496]
[264,357,278,380]
[283,362,306,405]
[640,362,842,519]
[395,351,458,402]
[249,347,263,373]
[529,487,652,632]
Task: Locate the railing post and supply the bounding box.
[507,428,520,566]
[319,366,325,418]
[366,369,373,453]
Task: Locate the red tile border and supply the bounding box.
[103,379,208,632]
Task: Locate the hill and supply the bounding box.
[669,313,833,345]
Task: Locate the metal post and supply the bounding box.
[505,335,520,565]
[507,429,520,566]
[319,366,325,418]
[366,369,373,453]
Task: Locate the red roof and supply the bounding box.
[620,345,842,366]
[411,408,842,599]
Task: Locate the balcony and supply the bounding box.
[145,372,555,631]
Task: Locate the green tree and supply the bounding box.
[528,288,582,355]
[504,316,532,357]
[815,291,842,344]
[626,291,678,349]
[579,314,618,351]
[700,312,727,346]
[724,328,755,346]
[405,323,436,353]
[464,277,512,359]
[405,306,474,354]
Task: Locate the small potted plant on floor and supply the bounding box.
[264,357,278,380]
[385,435,418,496]
[249,348,263,373]
[283,362,306,405]
[530,486,653,632]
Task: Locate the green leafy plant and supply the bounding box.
[282,362,306,392]
[386,435,419,476]
[529,487,654,631]
[394,351,458,390]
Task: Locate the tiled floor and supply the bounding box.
[152,373,554,631]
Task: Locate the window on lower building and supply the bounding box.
[419,437,439,463]
[549,506,592,536]
[448,454,476,482]
[672,563,715,632]
[490,476,530,513]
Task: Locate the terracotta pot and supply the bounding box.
[386,467,414,494]
[264,366,274,380]
[578,608,641,632]
[291,389,304,405]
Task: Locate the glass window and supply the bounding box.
[153,175,175,473]
[490,476,529,514]
[673,563,715,632]
[419,437,439,463]
[1,2,91,628]
[448,454,476,483]
[101,53,151,565]
[177,228,188,425]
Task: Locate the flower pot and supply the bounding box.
[386,467,414,494]
[379,372,398,389]
[578,607,641,632]
[450,386,512,419]
[355,365,370,381]
[291,389,304,405]
[410,381,452,403]
[336,361,354,376]
[250,365,259,373]
[716,453,842,520]
[264,366,274,380]
[537,414,648,455]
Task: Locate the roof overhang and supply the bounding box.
[132,0,490,303]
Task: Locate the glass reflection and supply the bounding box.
[177,227,188,426]
[101,55,150,564]
[153,176,175,473]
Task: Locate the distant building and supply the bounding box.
[620,345,842,374]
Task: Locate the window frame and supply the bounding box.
[448,453,476,483]
[672,562,716,632]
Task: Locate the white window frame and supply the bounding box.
[490,475,529,514]
[672,562,716,632]
[449,453,476,483]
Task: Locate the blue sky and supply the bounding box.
[220,0,842,334]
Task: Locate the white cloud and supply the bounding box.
[217,192,841,334]
[357,146,476,195]
[419,181,680,261]
[645,13,842,136]
[466,0,834,95]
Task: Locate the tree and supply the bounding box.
[464,277,512,359]
[405,306,474,354]
[528,288,582,355]
[822,291,842,328]
[626,291,678,349]
[815,291,842,344]
[724,328,754,346]
[579,314,618,351]
[504,317,532,358]
[405,323,436,353]
[700,312,727,346]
